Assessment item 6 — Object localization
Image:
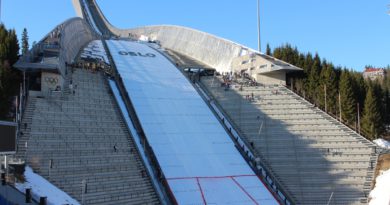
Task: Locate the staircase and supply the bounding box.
[16,97,37,160]
[19,68,160,205]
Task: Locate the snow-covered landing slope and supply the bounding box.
[106,40,278,205]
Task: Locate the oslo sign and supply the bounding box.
[118,51,156,58]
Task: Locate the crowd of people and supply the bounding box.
[67,60,112,76]
[220,71,259,91]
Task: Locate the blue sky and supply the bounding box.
[2,0,390,71]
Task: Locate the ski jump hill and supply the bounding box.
[8,0,379,204]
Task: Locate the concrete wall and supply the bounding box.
[232,54,274,73]
[73,0,243,73]
[123,26,244,73]
[59,18,97,76]
[72,0,84,18]
[41,72,63,94]
[15,17,96,93]
[256,71,286,85]
[231,54,290,85]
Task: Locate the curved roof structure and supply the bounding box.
[72,0,301,75]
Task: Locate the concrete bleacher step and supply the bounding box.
[21,69,160,204]
[200,75,377,205]
[16,97,38,159]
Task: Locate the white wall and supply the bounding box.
[256,72,286,85]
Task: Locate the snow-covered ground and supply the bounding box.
[373,138,390,149]
[15,166,80,205]
[369,168,390,205]
[80,40,109,64]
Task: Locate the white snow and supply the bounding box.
[80,40,110,65]
[15,166,80,205]
[373,138,390,149]
[139,35,149,42]
[106,40,278,205]
[369,168,390,205]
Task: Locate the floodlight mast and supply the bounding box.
[257,0,261,52]
[388,4,390,15]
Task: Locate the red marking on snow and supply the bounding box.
[166,174,282,205]
[164,179,179,205]
[256,175,282,205]
[196,178,207,205]
[166,174,256,181]
[231,177,259,205]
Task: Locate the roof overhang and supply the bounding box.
[14,62,59,73]
[257,65,302,75]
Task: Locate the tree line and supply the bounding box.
[266,43,390,140]
[0,24,29,120]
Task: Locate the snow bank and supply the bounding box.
[369,168,390,205]
[15,166,80,205]
[373,138,390,149]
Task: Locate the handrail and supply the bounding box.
[283,84,379,200]
[284,86,376,147]
[0,183,40,205]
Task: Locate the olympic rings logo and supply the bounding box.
[44,77,59,85]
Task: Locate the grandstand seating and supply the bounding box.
[16,68,159,205]
[200,75,377,204]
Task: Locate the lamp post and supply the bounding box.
[257,0,261,52]
[388,5,390,15]
[0,0,2,24]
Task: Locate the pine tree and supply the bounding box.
[361,85,382,139]
[21,28,29,55]
[0,24,21,119]
[266,43,271,55]
[0,25,8,62]
[0,61,17,118]
[6,29,20,65]
[351,72,366,111]
[307,53,321,102]
[373,81,385,132]
[384,89,390,126]
[318,63,338,113]
[339,70,357,125]
[270,43,390,137]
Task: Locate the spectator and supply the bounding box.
[113,144,117,152]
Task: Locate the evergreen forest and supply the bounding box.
[267,43,390,140]
[0,24,22,120]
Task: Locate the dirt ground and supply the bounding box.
[373,153,390,187]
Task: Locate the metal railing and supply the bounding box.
[101,39,174,205]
